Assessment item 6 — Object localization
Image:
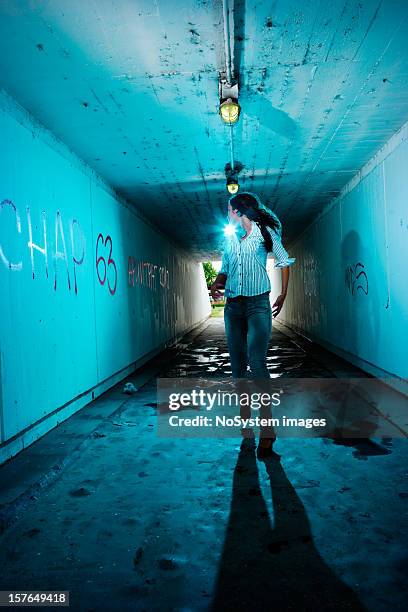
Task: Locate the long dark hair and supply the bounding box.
[229,192,280,252]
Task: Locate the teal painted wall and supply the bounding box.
[0,91,210,458]
[272,122,408,393]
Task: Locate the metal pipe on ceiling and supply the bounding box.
[229,124,235,171]
[222,0,235,172]
[222,0,233,84]
[222,0,236,172]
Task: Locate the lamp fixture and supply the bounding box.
[225,161,241,194]
[226,177,239,194]
[219,79,240,125]
[219,98,240,125]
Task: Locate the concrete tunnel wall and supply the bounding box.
[272,121,408,396]
[0,90,211,464]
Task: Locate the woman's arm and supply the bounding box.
[211,246,229,300]
[272,267,289,317]
[269,226,294,317]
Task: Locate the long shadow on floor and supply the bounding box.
[211,441,366,611]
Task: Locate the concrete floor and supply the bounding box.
[0,318,407,611]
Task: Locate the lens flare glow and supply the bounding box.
[224,223,236,236]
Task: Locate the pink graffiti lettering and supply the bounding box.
[96,233,117,295]
[128,256,169,290]
[54,210,70,291]
[70,219,85,295]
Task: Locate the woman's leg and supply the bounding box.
[246,294,275,445]
[224,301,251,435]
[224,301,248,378]
[246,293,272,379]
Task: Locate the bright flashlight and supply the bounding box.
[224,223,236,236]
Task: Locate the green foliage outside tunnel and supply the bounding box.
[202,262,217,288]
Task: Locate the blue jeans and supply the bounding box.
[224,291,272,379]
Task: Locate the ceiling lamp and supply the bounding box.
[226,177,239,194]
[225,162,240,194]
[220,98,240,125]
[219,79,240,125]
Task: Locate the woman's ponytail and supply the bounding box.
[229,192,281,253]
[257,221,273,252]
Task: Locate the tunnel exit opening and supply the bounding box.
[202,259,225,315]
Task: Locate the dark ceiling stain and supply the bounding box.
[189,28,200,44]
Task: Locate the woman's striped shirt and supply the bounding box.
[219,222,296,298]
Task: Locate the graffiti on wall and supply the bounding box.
[128,256,169,290]
[1,200,171,298]
[345,262,368,296]
[96,233,117,295]
[0,199,85,294]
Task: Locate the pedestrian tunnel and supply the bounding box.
[0,2,407,611]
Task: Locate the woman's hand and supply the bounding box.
[210,281,225,301]
[272,292,286,317]
[273,268,290,316]
[210,273,227,300]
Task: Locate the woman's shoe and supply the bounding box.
[256,437,276,459]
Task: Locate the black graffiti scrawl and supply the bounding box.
[345,262,368,296]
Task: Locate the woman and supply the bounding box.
[210,191,296,458]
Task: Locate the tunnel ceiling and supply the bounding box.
[0,1,408,258]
